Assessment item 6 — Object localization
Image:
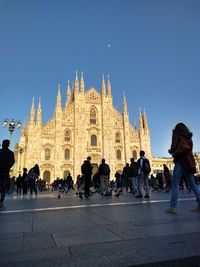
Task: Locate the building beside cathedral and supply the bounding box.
[14,72,151,183]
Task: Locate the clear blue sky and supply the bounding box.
[0,0,200,157]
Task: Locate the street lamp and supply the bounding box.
[2,118,21,146]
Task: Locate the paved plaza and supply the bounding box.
[0,189,200,267]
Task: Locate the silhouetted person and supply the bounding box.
[114,171,123,197]
[129,158,138,194]
[16,174,23,194]
[98,158,110,195]
[122,163,130,192]
[163,164,171,192]
[136,150,151,198]
[115,171,121,190]
[66,173,73,190]
[0,139,15,209]
[81,156,93,198]
[22,168,28,194]
[28,164,40,195]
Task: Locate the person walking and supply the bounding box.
[81,156,93,198]
[22,168,28,194]
[136,150,151,198]
[98,158,110,196]
[66,173,73,191]
[122,163,130,192]
[16,174,23,194]
[0,139,15,209]
[166,122,200,214]
[163,164,171,193]
[114,171,123,197]
[28,164,40,196]
[129,158,138,194]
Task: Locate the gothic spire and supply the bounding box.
[75,70,79,93]
[107,75,111,96]
[71,82,75,101]
[143,108,149,132]
[21,119,26,134]
[66,80,71,106]
[139,107,144,130]
[80,72,84,93]
[29,97,35,123]
[56,83,62,107]
[102,74,106,96]
[123,91,128,114]
[36,97,42,125]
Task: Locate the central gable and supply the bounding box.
[85,88,101,103]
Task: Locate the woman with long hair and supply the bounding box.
[167,122,200,213]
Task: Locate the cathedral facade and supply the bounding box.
[15,73,151,183]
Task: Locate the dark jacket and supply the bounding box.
[129,162,138,177]
[98,163,110,176]
[81,160,93,177]
[27,168,39,181]
[123,165,130,178]
[0,147,15,174]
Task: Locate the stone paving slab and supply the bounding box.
[0,190,200,266]
[136,256,200,267]
[0,234,56,255]
[0,247,71,267]
[32,209,95,233]
[0,232,23,240]
[53,226,122,247]
[0,214,33,233]
[105,220,200,239]
[75,208,113,225]
[2,233,200,267]
[68,233,200,266]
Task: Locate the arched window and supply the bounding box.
[115,132,121,143]
[90,107,96,124]
[91,134,97,146]
[43,170,50,183]
[64,149,70,160]
[116,150,121,160]
[132,150,137,160]
[64,130,71,142]
[45,148,51,160]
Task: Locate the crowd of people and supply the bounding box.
[0,122,200,213]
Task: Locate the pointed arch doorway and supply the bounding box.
[43,170,51,183]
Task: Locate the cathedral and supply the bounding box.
[15,72,151,183]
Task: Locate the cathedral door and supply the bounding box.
[63,170,70,179]
[43,170,51,183]
[91,164,98,175]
